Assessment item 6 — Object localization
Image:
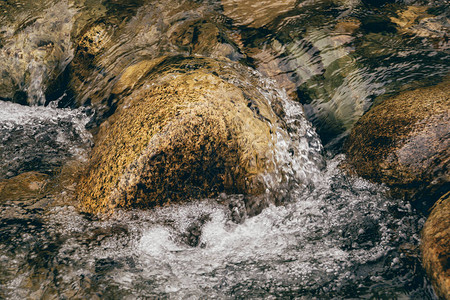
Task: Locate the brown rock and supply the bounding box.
[390,6,429,30]
[390,6,449,49]
[334,19,361,34]
[0,172,49,203]
[221,0,296,28]
[77,58,285,214]
[67,9,241,120]
[345,80,450,210]
[421,192,450,299]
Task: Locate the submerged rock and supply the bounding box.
[345,80,449,211]
[0,172,49,203]
[64,3,242,122]
[77,58,302,214]
[0,2,75,105]
[221,0,297,28]
[390,5,449,48]
[421,192,450,299]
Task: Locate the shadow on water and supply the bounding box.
[0,0,447,298]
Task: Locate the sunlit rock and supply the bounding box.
[77,58,303,214]
[421,192,450,300]
[345,80,450,211]
[66,3,242,121]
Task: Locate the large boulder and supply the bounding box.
[421,192,450,299]
[65,4,242,122]
[345,80,449,211]
[76,58,310,214]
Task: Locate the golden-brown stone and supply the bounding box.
[345,80,450,210]
[421,192,450,299]
[77,59,282,214]
[221,0,296,28]
[0,172,49,203]
[334,19,361,34]
[390,6,429,30]
[111,56,168,95]
[390,5,448,46]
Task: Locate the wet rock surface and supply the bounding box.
[421,192,450,299]
[77,58,291,214]
[345,80,450,211]
[0,172,49,203]
[0,0,448,298]
[221,0,297,28]
[0,1,75,105]
[63,1,242,123]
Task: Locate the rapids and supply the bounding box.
[1,0,448,298]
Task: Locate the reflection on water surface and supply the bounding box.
[0,0,448,298]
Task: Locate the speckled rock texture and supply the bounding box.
[77,58,285,214]
[345,80,449,211]
[421,192,450,300]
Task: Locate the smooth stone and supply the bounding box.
[66,9,241,121]
[0,172,49,203]
[421,192,450,299]
[345,80,450,211]
[221,0,297,28]
[77,58,286,214]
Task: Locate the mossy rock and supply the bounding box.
[77,59,284,214]
[421,192,450,299]
[345,80,449,211]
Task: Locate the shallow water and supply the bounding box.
[0,0,447,298]
[0,154,432,298]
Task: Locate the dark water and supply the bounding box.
[0,0,448,298]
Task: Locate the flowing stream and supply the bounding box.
[1,0,449,298]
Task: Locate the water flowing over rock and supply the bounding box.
[221,0,297,28]
[1,0,448,298]
[0,1,75,105]
[0,101,92,179]
[78,57,324,215]
[64,1,242,122]
[421,192,450,299]
[390,5,450,47]
[345,80,450,211]
[0,172,49,203]
[228,1,449,148]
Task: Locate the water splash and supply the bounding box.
[0,101,92,178]
[0,155,431,298]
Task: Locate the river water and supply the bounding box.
[0,0,449,298]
